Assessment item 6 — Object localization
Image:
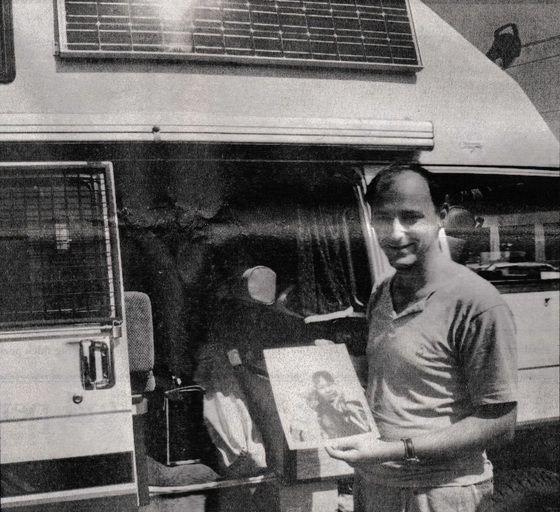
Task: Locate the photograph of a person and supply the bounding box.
[264,344,377,450]
[309,370,371,441]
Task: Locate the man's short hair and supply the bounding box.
[364,163,444,210]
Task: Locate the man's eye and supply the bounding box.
[401,214,423,224]
[373,214,391,223]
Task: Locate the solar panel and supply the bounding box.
[57,0,422,71]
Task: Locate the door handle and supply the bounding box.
[79,340,115,390]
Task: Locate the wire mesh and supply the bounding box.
[0,167,117,326]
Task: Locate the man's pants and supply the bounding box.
[354,476,494,512]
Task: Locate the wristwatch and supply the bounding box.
[402,437,420,464]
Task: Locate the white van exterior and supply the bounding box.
[0,1,558,511]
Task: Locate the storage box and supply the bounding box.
[240,344,376,483]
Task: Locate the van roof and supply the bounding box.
[0,0,558,170]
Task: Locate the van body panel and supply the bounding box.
[505,291,560,424]
[517,367,560,425]
[0,414,134,463]
[0,162,138,508]
[0,334,133,422]
[502,289,559,370]
[1,484,138,510]
[1,0,558,168]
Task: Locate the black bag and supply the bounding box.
[147,382,217,467]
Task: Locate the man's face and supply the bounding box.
[370,171,440,271]
[315,377,339,403]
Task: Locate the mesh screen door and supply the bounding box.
[0,163,121,327]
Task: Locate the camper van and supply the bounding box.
[0,1,558,511]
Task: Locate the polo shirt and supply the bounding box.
[362,264,517,487]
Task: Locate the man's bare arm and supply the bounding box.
[326,403,517,466]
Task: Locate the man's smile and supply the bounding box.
[386,243,414,251]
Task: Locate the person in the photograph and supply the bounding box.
[326,163,518,512]
[311,370,371,440]
[286,370,370,444]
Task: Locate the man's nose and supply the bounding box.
[389,218,406,239]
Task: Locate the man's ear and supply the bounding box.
[439,204,449,226]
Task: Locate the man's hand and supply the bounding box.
[325,434,399,467]
[326,403,518,468]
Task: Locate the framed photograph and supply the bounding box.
[264,344,377,451]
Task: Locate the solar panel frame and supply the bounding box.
[55,0,423,71]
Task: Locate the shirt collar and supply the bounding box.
[379,278,435,320]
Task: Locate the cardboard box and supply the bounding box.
[240,344,376,483]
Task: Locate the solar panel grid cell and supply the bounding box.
[60,0,420,68]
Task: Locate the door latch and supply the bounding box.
[79,340,115,390]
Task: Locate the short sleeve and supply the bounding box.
[461,304,518,406]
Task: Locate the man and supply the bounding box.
[311,370,371,440]
[326,164,517,512]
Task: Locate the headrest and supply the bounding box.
[444,206,476,238]
[442,206,477,265]
[241,266,277,305]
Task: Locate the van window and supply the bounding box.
[0,166,120,327]
[209,165,372,318]
[434,173,559,290]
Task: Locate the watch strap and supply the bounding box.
[402,437,420,463]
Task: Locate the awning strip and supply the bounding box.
[0,114,434,149]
